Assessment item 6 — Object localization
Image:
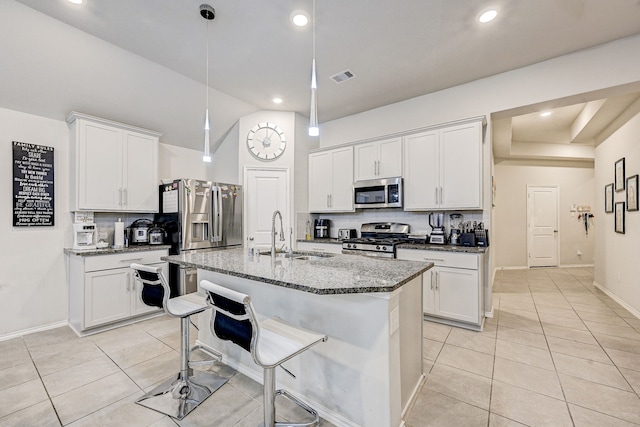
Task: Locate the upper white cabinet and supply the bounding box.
[404,118,483,210]
[68,112,161,212]
[309,146,354,212]
[354,137,403,181]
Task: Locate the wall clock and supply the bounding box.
[246,122,287,161]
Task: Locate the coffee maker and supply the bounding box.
[72,223,97,251]
[314,219,331,239]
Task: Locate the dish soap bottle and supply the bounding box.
[305,220,312,240]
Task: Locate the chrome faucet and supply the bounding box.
[271,210,285,257]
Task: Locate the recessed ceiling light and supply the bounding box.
[291,11,309,27]
[478,9,498,23]
[272,98,283,104]
[540,111,552,117]
[68,0,83,4]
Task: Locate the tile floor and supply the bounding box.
[1,267,640,426]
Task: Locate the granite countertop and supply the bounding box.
[162,247,432,295]
[397,243,488,253]
[64,244,171,256]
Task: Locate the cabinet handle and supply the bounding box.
[119,257,143,263]
[119,188,123,206]
[430,272,435,290]
[439,187,443,204]
[123,188,128,206]
[424,258,444,262]
[436,271,440,290]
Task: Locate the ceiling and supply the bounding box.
[10,0,640,153]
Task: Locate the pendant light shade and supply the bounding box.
[201,4,215,162]
[308,0,319,137]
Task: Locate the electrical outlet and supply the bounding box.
[577,250,582,256]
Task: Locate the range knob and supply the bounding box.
[376,245,381,250]
[382,246,387,251]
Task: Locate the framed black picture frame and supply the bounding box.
[605,183,614,213]
[627,174,639,211]
[615,157,625,192]
[615,202,625,234]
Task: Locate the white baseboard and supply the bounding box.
[592,281,640,320]
[559,264,595,268]
[0,320,68,342]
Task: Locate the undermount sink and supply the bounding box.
[261,251,333,261]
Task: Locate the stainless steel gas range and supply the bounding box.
[341,223,410,258]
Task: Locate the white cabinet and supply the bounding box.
[309,146,354,212]
[354,137,402,181]
[404,118,483,210]
[396,248,483,329]
[296,240,343,254]
[68,112,161,212]
[68,249,167,335]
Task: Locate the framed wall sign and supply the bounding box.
[12,141,55,227]
[605,183,614,213]
[615,157,625,192]
[615,202,625,234]
[627,174,638,211]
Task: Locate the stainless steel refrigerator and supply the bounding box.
[155,179,242,295]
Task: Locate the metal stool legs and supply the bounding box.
[136,317,228,420]
[262,367,320,427]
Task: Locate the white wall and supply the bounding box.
[158,143,216,182]
[493,161,595,268]
[594,107,640,315]
[0,108,71,337]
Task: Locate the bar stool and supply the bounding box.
[200,279,327,427]
[130,263,228,420]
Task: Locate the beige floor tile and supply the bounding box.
[605,347,640,371]
[552,352,631,391]
[496,325,548,350]
[534,305,579,319]
[493,357,564,399]
[52,372,141,425]
[595,333,640,354]
[97,332,175,369]
[0,400,60,427]
[0,360,38,392]
[568,404,638,427]
[538,312,587,330]
[404,389,488,427]
[445,327,496,355]
[423,337,444,361]
[586,321,640,340]
[0,378,49,418]
[572,302,617,316]
[495,339,554,371]
[616,308,639,319]
[498,299,537,313]
[66,391,167,427]
[424,364,491,409]
[30,340,105,376]
[498,306,539,322]
[619,367,640,394]
[497,312,544,334]
[490,380,572,426]
[42,354,120,397]
[423,321,451,342]
[0,338,30,372]
[546,335,612,364]
[124,350,181,389]
[559,374,640,424]
[577,311,630,326]
[436,344,494,378]
[227,371,262,400]
[22,326,80,350]
[542,323,599,345]
[488,413,527,426]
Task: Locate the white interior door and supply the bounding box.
[527,186,559,267]
[245,168,289,250]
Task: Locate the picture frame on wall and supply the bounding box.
[615,157,625,192]
[627,174,639,211]
[615,202,625,234]
[605,183,614,213]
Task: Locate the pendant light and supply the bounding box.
[308,0,319,137]
[200,4,215,162]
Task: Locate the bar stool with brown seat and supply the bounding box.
[130,263,228,420]
[200,279,327,427]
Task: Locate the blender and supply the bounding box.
[449,213,463,245]
[428,212,446,244]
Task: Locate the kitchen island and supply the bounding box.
[163,248,432,427]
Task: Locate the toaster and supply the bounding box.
[338,229,357,240]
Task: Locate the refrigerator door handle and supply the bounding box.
[217,187,223,242]
[211,186,222,243]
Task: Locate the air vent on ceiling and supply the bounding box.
[330,69,356,84]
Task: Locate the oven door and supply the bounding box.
[354,177,402,209]
[342,249,395,258]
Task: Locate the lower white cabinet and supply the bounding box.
[296,241,343,254]
[68,249,167,335]
[397,248,483,329]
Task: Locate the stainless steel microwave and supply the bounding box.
[354,177,403,209]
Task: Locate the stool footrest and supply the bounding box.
[188,344,222,368]
[271,389,319,427]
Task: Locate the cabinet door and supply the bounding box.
[354,142,378,181]
[403,131,439,210]
[435,267,479,324]
[309,151,333,212]
[422,269,437,315]
[296,241,343,254]
[330,147,354,211]
[440,122,482,209]
[122,131,158,212]
[131,263,166,316]
[378,138,403,178]
[84,268,130,328]
[77,120,123,210]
